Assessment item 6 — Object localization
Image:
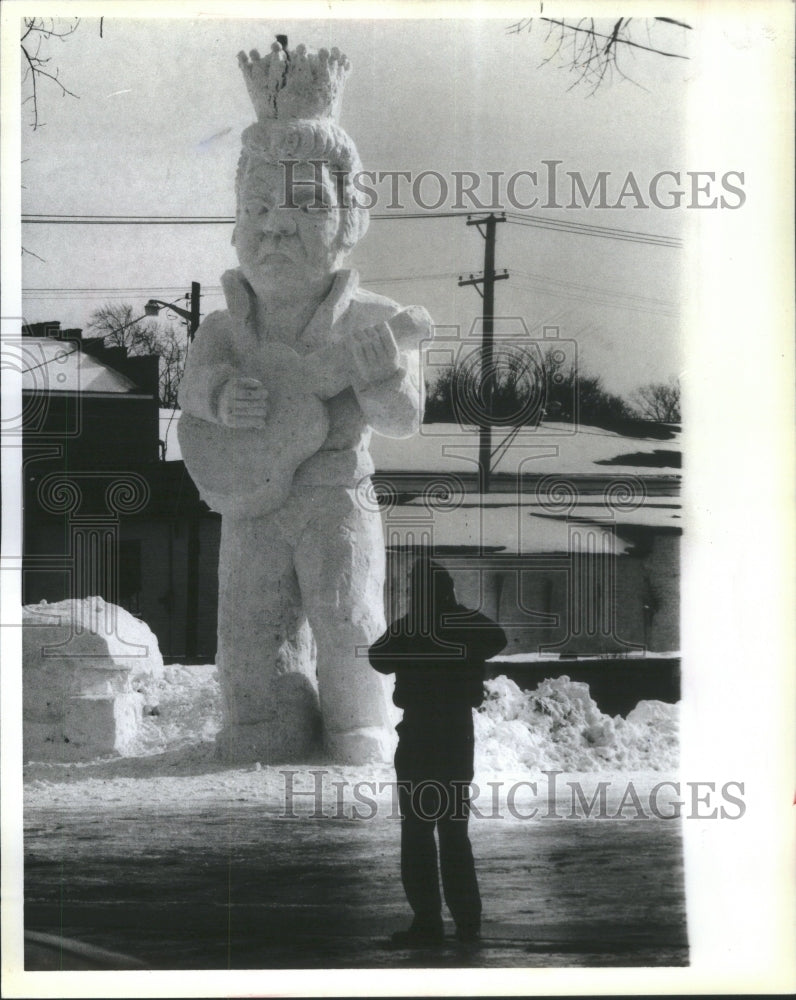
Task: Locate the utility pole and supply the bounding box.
[145,281,201,340]
[188,281,200,341]
[458,213,509,492]
[184,282,201,661]
[145,282,202,659]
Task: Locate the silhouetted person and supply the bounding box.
[369,558,506,946]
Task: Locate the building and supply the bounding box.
[20,323,217,662]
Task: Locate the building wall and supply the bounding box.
[641,534,680,651]
[23,511,222,665]
[24,395,160,468]
[383,535,679,656]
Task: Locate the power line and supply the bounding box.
[22,217,234,225]
[506,220,680,248]
[24,286,223,293]
[22,273,678,318]
[510,268,676,307]
[21,210,682,246]
[364,272,461,285]
[504,210,680,244]
[23,267,676,305]
[19,345,79,376]
[509,271,678,318]
[22,273,461,299]
[510,277,677,319]
[505,216,681,249]
[21,211,467,223]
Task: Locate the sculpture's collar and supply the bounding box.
[220,267,359,351]
[300,269,358,351]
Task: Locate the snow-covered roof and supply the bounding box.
[380,493,680,553]
[493,650,680,662]
[21,338,138,394]
[372,422,680,477]
[160,412,681,479]
[382,501,630,554]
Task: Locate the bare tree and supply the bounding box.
[86,303,187,408]
[632,377,681,423]
[506,16,691,93]
[21,17,81,130]
[154,325,188,410]
[21,17,83,261]
[425,346,634,430]
[86,303,148,352]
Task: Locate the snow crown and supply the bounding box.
[233,38,368,251]
[237,40,351,123]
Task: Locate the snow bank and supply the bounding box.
[475,675,678,773]
[23,668,680,817]
[54,664,676,773]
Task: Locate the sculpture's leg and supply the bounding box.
[215,513,321,763]
[294,487,397,764]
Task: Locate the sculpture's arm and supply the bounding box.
[355,347,425,439]
[177,312,237,423]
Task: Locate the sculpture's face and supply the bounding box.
[234,159,345,295]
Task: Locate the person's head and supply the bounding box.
[408,557,458,613]
[232,120,369,297]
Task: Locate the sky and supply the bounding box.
[17,10,693,397]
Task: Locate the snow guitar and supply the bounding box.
[178,305,433,517]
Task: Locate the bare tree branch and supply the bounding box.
[655,17,692,31]
[21,246,46,263]
[21,18,81,260]
[508,15,691,92]
[20,17,81,130]
[540,17,688,59]
[632,378,681,422]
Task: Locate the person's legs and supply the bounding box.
[437,780,481,938]
[397,781,444,933]
[436,732,481,939]
[393,740,445,944]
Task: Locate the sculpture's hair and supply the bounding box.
[235,120,369,251]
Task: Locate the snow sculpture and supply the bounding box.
[23,597,163,760]
[178,40,431,763]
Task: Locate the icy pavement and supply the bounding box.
[24,802,687,969]
[22,664,686,969]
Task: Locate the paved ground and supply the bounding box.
[24,799,688,970]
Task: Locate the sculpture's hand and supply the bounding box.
[217,376,268,429]
[351,321,402,388]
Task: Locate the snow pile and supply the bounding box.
[23,663,677,774]
[23,597,165,760]
[475,675,679,774]
[130,664,221,756]
[130,667,677,774]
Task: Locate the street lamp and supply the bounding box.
[144,281,201,339]
[101,310,154,343]
[145,281,202,661]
